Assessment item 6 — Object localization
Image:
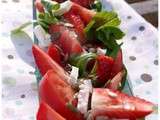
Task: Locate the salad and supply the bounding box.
[13,0,155,120]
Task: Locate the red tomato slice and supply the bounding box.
[39,70,84,120]
[32,45,68,81]
[110,49,123,79]
[37,102,66,120]
[47,43,62,65]
[35,0,44,13]
[91,88,154,119]
[49,24,83,56]
[64,11,85,43]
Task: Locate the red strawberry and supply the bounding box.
[64,11,85,43]
[70,2,96,25]
[47,43,62,65]
[37,102,66,120]
[91,88,154,119]
[96,55,114,84]
[110,49,123,79]
[35,0,44,13]
[71,0,95,8]
[49,24,83,56]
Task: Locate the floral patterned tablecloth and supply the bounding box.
[0,0,158,120]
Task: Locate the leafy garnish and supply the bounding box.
[66,102,78,113]
[69,53,97,77]
[37,0,60,31]
[91,0,102,12]
[41,0,60,12]
[84,11,125,56]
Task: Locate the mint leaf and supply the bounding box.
[41,0,60,12]
[69,53,97,77]
[91,0,102,12]
[84,11,125,54]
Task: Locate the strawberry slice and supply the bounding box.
[70,2,96,24]
[91,88,154,119]
[64,11,85,43]
[32,45,68,81]
[71,0,95,8]
[35,0,44,13]
[96,55,114,84]
[37,102,66,120]
[47,43,62,65]
[39,70,84,120]
[49,24,83,56]
[110,49,123,79]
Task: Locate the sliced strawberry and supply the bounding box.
[105,70,124,90]
[39,70,84,120]
[70,2,96,24]
[37,102,66,120]
[32,45,68,81]
[35,0,44,13]
[64,11,85,43]
[91,88,154,119]
[71,0,95,8]
[49,24,83,56]
[96,55,114,84]
[47,43,62,65]
[110,49,123,79]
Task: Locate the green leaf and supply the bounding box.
[91,0,102,12]
[69,53,97,77]
[108,43,123,59]
[84,11,125,51]
[84,20,95,40]
[41,0,60,12]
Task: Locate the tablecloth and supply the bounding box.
[0,0,158,120]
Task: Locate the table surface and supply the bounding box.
[0,0,158,120]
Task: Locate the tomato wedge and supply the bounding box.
[37,102,66,120]
[39,70,84,120]
[49,24,83,56]
[32,45,68,81]
[91,88,154,119]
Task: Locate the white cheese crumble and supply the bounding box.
[34,25,51,48]
[77,80,93,114]
[69,66,79,85]
[97,47,107,55]
[54,1,73,16]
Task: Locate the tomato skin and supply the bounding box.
[35,0,44,13]
[32,45,68,81]
[110,49,123,79]
[39,70,84,120]
[47,43,62,65]
[37,102,66,120]
[49,24,83,56]
[91,88,154,119]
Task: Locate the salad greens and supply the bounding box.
[91,0,102,12]
[84,11,125,58]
